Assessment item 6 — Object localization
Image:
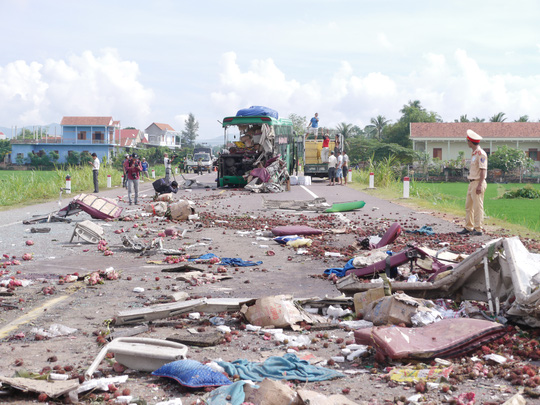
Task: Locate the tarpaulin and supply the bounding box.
[236,106,278,119]
[189,253,262,267]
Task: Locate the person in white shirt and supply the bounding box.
[90,153,100,193]
[336,152,343,185]
[327,151,337,186]
[163,153,172,184]
[341,150,349,185]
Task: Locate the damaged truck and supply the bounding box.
[216,106,301,192]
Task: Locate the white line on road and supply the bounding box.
[301,185,319,199]
[0,221,20,229]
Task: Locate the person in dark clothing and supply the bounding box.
[152,178,178,195]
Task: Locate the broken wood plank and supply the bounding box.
[115,298,254,325]
[0,376,79,398]
[107,324,149,341]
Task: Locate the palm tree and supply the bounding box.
[489,112,507,122]
[454,114,470,123]
[471,117,485,122]
[365,115,391,140]
[515,115,529,122]
[335,122,354,139]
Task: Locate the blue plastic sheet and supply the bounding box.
[189,253,262,267]
[236,106,278,119]
[217,353,344,382]
[324,258,356,278]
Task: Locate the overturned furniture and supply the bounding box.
[70,220,104,244]
[59,194,123,220]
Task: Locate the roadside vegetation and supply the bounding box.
[350,165,540,237]
[0,167,123,207]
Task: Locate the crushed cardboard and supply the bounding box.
[0,376,79,398]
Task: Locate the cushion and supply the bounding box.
[152,359,232,388]
[271,225,323,236]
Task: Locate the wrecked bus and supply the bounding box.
[217,108,300,189]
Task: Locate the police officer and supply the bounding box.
[458,129,488,236]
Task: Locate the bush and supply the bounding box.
[502,185,540,199]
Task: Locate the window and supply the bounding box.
[529,149,538,161]
[78,131,87,140]
[484,148,490,156]
[433,148,442,160]
[93,131,104,143]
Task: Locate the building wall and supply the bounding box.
[413,139,540,167]
[63,125,114,144]
[11,144,111,164]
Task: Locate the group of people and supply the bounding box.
[327,149,349,186]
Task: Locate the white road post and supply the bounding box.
[403,176,410,198]
[369,172,374,188]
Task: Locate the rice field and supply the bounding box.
[0,167,124,207]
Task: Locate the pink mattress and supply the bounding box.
[354,318,506,360]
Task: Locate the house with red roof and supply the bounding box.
[114,128,147,148]
[11,116,119,164]
[410,122,540,167]
[145,123,181,149]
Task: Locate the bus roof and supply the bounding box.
[222,116,292,127]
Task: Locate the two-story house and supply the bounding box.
[145,123,181,149]
[11,116,118,164]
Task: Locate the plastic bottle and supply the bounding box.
[380,273,392,296]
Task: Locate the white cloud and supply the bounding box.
[0,49,154,127]
[174,114,189,131]
[210,50,540,130]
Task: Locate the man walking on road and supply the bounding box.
[91,153,100,193]
[328,150,337,186]
[458,129,488,236]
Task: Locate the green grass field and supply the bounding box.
[410,181,540,232]
[0,165,172,208]
[0,167,123,208]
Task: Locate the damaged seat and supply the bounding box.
[70,220,104,244]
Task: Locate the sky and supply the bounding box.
[1,0,540,140]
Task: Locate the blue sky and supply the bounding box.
[1,0,540,140]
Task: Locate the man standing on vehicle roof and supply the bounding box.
[457,129,488,236]
[306,113,319,140]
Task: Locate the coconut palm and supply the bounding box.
[489,112,507,122]
[335,122,354,139]
[365,115,391,140]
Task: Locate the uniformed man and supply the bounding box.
[458,129,488,236]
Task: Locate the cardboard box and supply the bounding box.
[363,293,433,326]
[353,287,385,316]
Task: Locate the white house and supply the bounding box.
[145,123,181,149]
[410,122,540,167]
